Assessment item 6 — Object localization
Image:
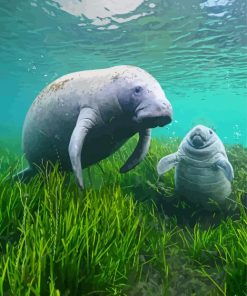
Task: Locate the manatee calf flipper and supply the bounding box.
[215,157,234,181]
[120,128,151,173]
[68,108,97,189]
[13,167,35,182]
[157,152,178,175]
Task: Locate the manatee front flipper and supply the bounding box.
[120,129,151,173]
[157,152,179,175]
[13,167,35,182]
[215,156,234,181]
[68,108,97,189]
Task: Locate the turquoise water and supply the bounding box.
[0,0,246,146]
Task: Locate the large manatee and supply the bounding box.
[157,125,234,208]
[16,65,173,188]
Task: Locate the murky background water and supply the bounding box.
[0,0,246,147]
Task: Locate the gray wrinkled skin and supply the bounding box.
[16,65,173,188]
[157,125,234,208]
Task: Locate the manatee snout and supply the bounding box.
[190,135,205,148]
[154,114,172,127]
[136,114,172,128]
[189,126,208,148]
[155,100,173,125]
[135,98,172,128]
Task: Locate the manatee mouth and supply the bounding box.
[136,115,172,128]
[154,115,172,127]
[190,134,206,148]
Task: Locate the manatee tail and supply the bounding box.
[12,167,36,183]
[157,152,178,175]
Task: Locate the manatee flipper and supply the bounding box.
[157,152,179,175]
[215,157,234,181]
[13,167,35,182]
[68,108,97,189]
[120,128,151,173]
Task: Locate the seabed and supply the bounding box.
[0,138,246,296]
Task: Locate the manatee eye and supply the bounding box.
[209,130,213,134]
[134,86,142,95]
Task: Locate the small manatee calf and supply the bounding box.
[15,65,172,188]
[157,125,234,208]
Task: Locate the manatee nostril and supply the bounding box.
[162,103,173,115]
[162,102,171,109]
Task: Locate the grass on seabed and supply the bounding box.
[0,138,246,296]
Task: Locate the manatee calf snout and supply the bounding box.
[190,135,204,148]
[191,125,208,137]
[189,126,208,148]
